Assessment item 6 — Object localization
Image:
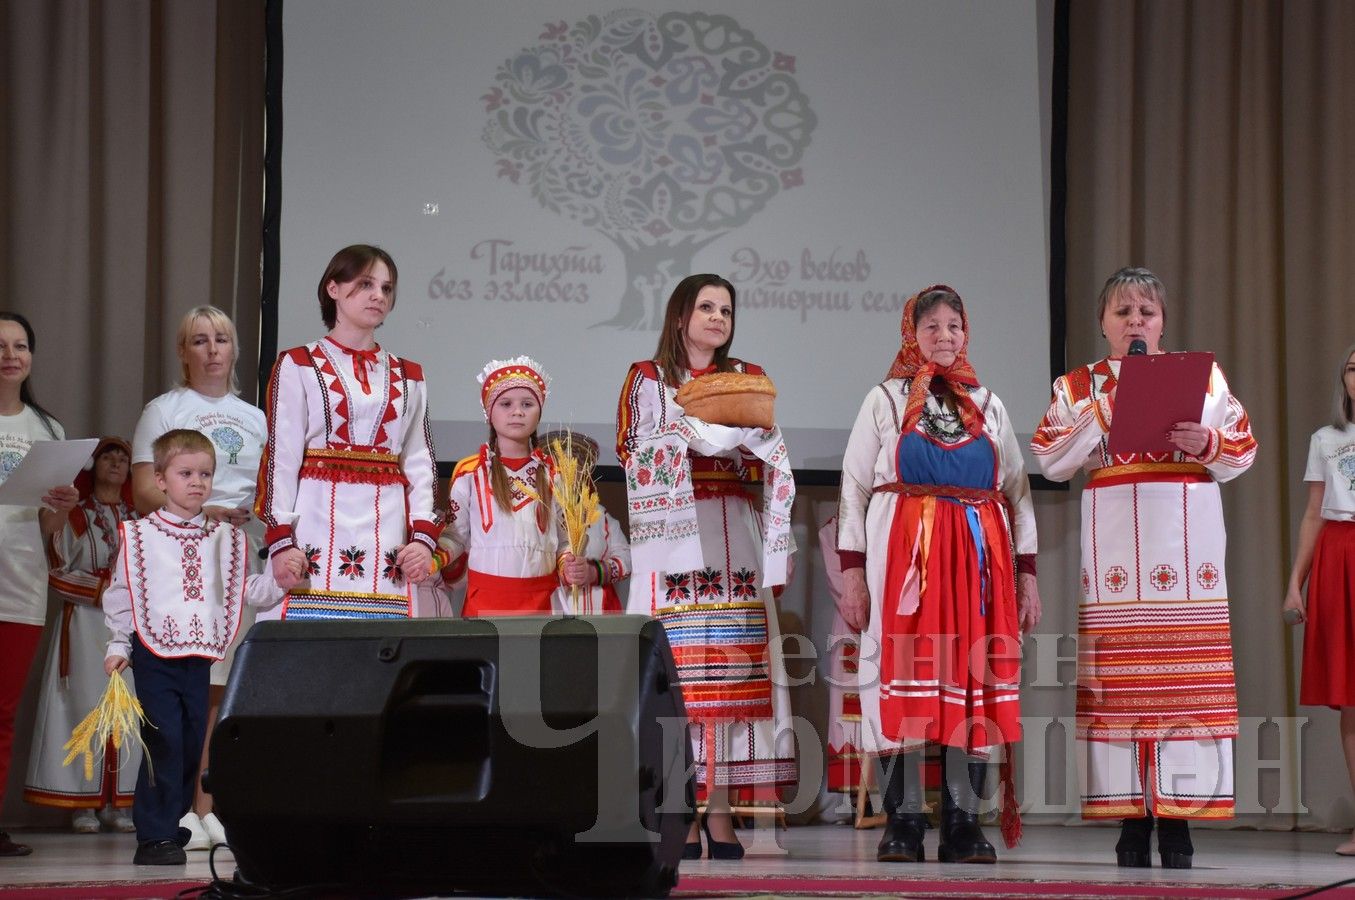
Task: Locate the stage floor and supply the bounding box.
[0,823,1352,895]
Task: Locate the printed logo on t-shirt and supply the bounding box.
[211,425,245,465]
[0,448,23,481]
[1340,454,1355,491]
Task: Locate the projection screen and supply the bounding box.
[278,0,1052,470]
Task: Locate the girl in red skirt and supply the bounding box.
[445,357,560,616]
[1285,341,1355,855]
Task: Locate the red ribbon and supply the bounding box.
[328,338,380,395]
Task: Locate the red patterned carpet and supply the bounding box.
[0,875,1349,900]
[674,873,1342,898]
[0,883,201,900]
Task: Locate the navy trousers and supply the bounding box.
[129,636,210,844]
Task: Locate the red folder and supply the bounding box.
[1106,351,1214,455]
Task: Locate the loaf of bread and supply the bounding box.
[675,372,777,429]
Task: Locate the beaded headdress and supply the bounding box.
[477,356,550,420]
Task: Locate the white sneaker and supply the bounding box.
[71,809,100,834]
[178,811,210,850]
[99,804,136,833]
[201,812,227,846]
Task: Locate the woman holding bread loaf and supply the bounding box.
[836,285,1040,864]
[615,274,796,860]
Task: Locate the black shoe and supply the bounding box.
[0,831,32,857]
[877,812,927,862]
[681,839,703,860]
[937,756,996,864]
[1157,817,1193,869]
[701,815,744,860]
[1116,815,1153,867]
[879,749,927,862]
[133,840,187,866]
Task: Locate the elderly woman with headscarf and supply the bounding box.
[836,285,1041,864]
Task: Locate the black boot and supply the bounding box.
[937,751,996,863]
[876,751,927,862]
[1115,809,1153,867]
[1157,816,1193,869]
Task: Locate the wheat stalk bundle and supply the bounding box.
[548,431,602,614]
[63,670,151,781]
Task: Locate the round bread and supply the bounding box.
[675,372,777,429]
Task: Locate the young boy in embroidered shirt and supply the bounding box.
[103,430,289,866]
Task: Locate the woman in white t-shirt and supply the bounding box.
[129,305,266,849]
[1284,341,1355,856]
[0,312,79,858]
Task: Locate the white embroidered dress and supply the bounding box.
[25,497,140,809]
[1032,358,1256,819]
[445,448,561,616]
[256,340,440,620]
[616,360,797,792]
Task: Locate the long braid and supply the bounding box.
[487,429,513,515]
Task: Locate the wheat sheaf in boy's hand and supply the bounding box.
[64,671,150,782]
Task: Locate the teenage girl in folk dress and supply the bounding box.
[256,245,440,622]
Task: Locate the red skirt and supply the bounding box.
[463,570,559,617]
[878,495,1022,751]
[1300,520,1355,708]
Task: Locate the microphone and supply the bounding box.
[1128,339,1148,356]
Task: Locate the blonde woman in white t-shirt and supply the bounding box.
[0,312,78,858]
[128,306,267,851]
[1284,341,1355,856]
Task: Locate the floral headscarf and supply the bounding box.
[885,284,985,439]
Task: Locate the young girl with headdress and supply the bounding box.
[837,285,1040,864]
[444,357,559,617]
[23,437,140,833]
[540,430,630,614]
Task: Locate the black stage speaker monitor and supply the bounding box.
[208,615,693,897]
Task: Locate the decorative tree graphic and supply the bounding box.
[1340,454,1355,491]
[0,450,21,479]
[483,11,816,329]
[212,426,244,466]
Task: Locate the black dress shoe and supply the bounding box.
[1157,816,1193,869]
[877,813,927,862]
[938,810,996,863]
[937,757,996,864]
[133,840,187,866]
[1116,815,1153,868]
[0,831,32,857]
[681,840,703,860]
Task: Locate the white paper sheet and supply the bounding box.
[0,439,99,507]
